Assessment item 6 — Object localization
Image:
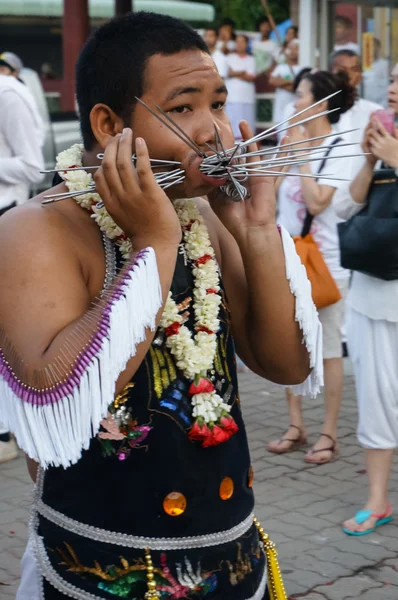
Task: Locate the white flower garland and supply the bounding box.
[55,145,238,445]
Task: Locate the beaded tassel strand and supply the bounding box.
[254,517,288,600]
[144,548,161,599]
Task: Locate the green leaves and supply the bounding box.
[194,0,290,30]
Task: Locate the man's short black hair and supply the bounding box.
[220,17,236,29]
[330,49,361,68]
[257,16,270,30]
[205,26,219,36]
[76,11,209,149]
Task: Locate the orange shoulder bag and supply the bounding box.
[293,138,342,310]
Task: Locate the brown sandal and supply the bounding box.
[305,433,338,464]
[267,424,307,454]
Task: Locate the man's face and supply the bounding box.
[259,21,271,37]
[219,25,232,41]
[286,41,299,62]
[204,30,217,50]
[285,28,296,44]
[236,36,248,54]
[335,22,348,43]
[0,65,14,77]
[131,50,233,200]
[332,55,362,87]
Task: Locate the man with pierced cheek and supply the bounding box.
[0,12,322,600]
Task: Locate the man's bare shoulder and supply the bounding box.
[0,187,95,274]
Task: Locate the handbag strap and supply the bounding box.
[301,136,342,237]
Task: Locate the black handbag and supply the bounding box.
[338,168,398,280]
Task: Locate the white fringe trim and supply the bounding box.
[280,226,324,397]
[0,248,162,469]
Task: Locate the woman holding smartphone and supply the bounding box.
[335,65,398,536]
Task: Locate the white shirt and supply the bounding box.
[216,40,236,53]
[226,54,256,104]
[333,185,398,322]
[0,76,44,210]
[252,39,279,73]
[271,64,300,124]
[278,133,352,281]
[211,50,228,79]
[363,59,389,108]
[335,97,382,178]
[334,42,360,54]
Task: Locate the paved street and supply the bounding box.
[1,360,397,599]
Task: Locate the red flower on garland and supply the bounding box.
[195,254,212,266]
[202,425,231,447]
[188,415,239,447]
[220,416,239,435]
[188,421,211,441]
[188,378,215,396]
[165,322,181,337]
[196,326,215,335]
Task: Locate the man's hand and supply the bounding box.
[207,121,277,242]
[367,118,398,169]
[94,128,182,250]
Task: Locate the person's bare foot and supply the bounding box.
[305,433,338,464]
[267,425,307,454]
[343,502,392,535]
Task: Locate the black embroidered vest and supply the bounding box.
[35,243,267,600]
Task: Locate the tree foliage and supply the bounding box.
[194,0,290,31]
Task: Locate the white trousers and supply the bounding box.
[347,308,398,449]
[16,541,40,600]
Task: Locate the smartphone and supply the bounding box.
[372,109,395,135]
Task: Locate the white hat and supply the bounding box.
[0,52,24,74]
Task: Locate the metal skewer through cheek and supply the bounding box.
[41,91,364,205]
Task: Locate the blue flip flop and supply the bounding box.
[343,503,393,536]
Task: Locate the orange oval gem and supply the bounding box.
[219,477,234,500]
[248,465,254,488]
[163,492,187,516]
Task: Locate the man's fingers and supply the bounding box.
[239,120,258,156]
[116,128,138,192]
[101,133,125,201]
[135,137,158,191]
[94,167,113,207]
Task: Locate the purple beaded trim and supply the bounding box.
[0,249,148,407]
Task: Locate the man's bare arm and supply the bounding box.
[0,208,177,394]
[200,200,310,385]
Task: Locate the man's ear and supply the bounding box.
[89,104,124,148]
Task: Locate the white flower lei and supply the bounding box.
[56,145,236,438]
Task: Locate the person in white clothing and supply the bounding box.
[203,26,228,78]
[331,50,382,177]
[0,53,44,464]
[215,17,236,55]
[0,57,45,212]
[338,64,398,536]
[275,26,299,65]
[270,39,300,125]
[252,16,279,75]
[268,70,357,463]
[276,68,311,143]
[363,38,389,108]
[225,35,256,140]
[334,16,360,55]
